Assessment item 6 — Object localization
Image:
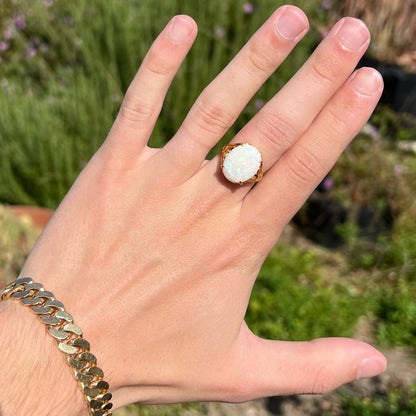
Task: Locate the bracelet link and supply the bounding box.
[0,277,113,415]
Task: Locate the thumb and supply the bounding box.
[226,327,387,401]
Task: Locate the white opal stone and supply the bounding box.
[222,143,262,184]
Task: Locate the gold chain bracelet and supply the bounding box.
[0,277,113,416]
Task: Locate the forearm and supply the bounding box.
[0,300,87,415]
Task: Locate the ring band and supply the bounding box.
[221,143,263,185]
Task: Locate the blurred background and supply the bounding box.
[0,0,415,415]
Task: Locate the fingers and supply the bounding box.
[232,17,371,172]
[100,15,197,171]
[225,332,386,401]
[198,17,371,198]
[243,66,383,239]
[157,5,309,181]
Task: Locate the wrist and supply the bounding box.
[0,300,88,415]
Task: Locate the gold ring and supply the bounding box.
[221,143,263,185]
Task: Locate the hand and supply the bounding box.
[14,5,386,413]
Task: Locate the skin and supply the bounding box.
[0,6,386,415]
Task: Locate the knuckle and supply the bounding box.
[142,48,173,77]
[310,44,346,85]
[244,44,276,75]
[325,105,352,136]
[310,58,338,84]
[287,147,323,186]
[309,367,337,394]
[193,98,234,136]
[258,112,299,153]
[120,98,156,124]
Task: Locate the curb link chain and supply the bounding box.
[0,277,113,416]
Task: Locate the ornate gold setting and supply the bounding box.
[0,277,113,416]
[220,143,263,185]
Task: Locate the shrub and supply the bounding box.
[0,0,320,208]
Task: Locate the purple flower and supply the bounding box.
[0,41,10,51]
[243,3,254,14]
[65,16,74,26]
[26,45,36,58]
[322,0,333,9]
[3,26,13,40]
[32,37,41,46]
[14,15,26,31]
[394,165,404,176]
[44,0,53,7]
[254,99,264,109]
[322,177,334,192]
[214,26,226,38]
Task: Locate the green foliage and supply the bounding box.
[372,106,416,142]
[0,0,320,208]
[340,384,416,416]
[122,403,206,416]
[373,279,416,348]
[324,127,416,350]
[247,243,362,341]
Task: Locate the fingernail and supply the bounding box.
[334,18,370,50]
[169,16,194,43]
[275,6,308,40]
[357,356,387,380]
[351,68,384,95]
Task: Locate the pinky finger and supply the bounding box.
[100,15,197,171]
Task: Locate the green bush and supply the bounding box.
[246,242,362,341]
[0,0,320,208]
[324,129,416,349]
[340,384,416,416]
[373,279,416,348]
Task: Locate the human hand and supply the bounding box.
[12,5,386,413]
